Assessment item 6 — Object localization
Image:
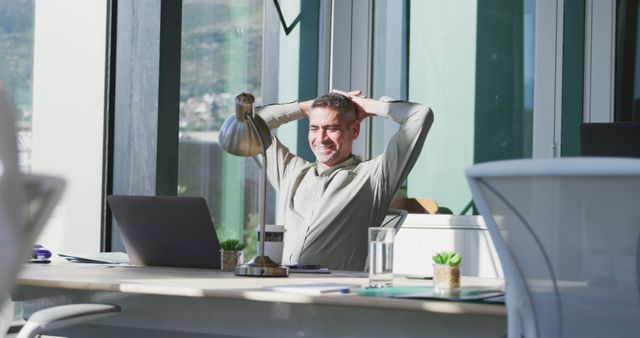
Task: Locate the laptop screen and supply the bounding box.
[107,195,221,269]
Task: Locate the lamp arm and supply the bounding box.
[228,93,287,277]
[251,156,263,170]
[247,115,268,259]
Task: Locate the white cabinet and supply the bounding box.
[394,215,503,278]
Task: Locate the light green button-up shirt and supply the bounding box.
[257,100,433,270]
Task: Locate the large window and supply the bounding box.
[0,0,34,172]
[369,1,535,214]
[2,0,107,254]
[178,0,267,257]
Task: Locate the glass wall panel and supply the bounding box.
[561,0,585,156]
[371,0,406,157]
[615,0,640,122]
[405,0,534,214]
[179,0,266,257]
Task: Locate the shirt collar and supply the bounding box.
[315,155,361,176]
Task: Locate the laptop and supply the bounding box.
[107,195,221,269]
[580,122,640,158]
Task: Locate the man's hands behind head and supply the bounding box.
[331,89,379,121]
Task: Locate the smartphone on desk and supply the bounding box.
[404,274,433,280]
[287,264,331,274]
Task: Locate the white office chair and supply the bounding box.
[466,158,640,338]
[0,86,120,337]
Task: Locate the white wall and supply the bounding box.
[394,215,503,278]
[31,0,107,254]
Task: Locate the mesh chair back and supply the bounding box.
[0,87,26,308]
[1,89,64,334]
[467,158,640,338]
[382,208,408,233]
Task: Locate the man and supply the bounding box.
[256,90,433,270]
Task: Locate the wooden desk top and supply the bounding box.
[16,262,506,317]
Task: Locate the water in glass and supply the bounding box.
[368,227,395,288]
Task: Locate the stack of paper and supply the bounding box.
[58,252,130,264]
[263,283,362,295]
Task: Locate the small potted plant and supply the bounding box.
[220,239,245,272]
[432,251,463,292]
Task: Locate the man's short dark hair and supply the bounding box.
[311,93,357,125]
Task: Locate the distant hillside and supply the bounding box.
[180,0,263,132]
[0,0,263,133]
[0,0,34,128]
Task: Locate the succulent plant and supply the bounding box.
[220,239,245,251]
[432,251,463,267]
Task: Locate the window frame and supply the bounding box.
[107,0,182,251]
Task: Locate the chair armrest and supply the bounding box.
[16,303,120,338]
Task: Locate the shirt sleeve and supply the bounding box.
[256,101,311,191]
[264,136,310,191]
[373,99,434,205]
[256,101,305,130]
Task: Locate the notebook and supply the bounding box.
[263,283,362,295]
[356,286,504,303]
[107,195,221,269]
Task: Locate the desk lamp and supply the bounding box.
[218,93,288,277]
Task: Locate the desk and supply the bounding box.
[14,263,506,338]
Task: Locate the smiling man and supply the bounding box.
[307,93,360,168]
[256,91,433,270]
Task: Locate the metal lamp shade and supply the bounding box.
[218,93,272,156]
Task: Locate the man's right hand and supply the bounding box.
[299,99,313,117]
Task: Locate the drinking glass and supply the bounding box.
[368,227,395,288]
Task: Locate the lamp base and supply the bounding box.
[234,255,289,277]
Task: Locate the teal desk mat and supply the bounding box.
[356,286,504,303]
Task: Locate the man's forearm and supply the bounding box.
[386,101,429,125]
[256,101,306,130]
[367,99,429,126]
[346,94,427,124]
